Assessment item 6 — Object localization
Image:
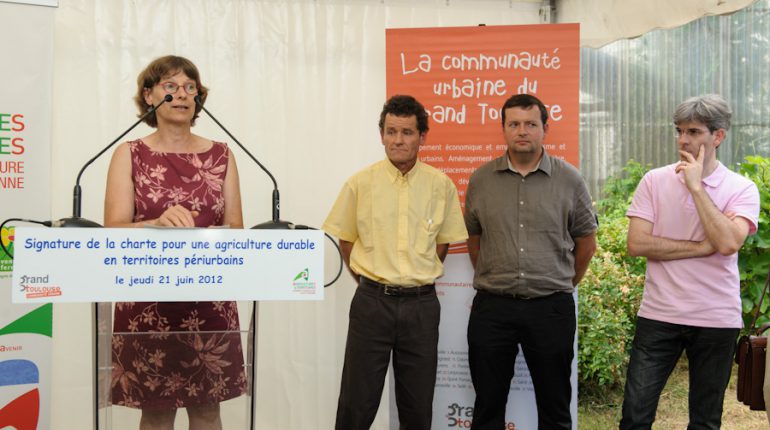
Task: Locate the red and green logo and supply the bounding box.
[292,268,316,294]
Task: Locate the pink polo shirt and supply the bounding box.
[627,162,759,328]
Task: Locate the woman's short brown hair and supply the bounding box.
[134,55,209,128]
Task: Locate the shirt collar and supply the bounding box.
[702,161,727,188]
[673,160,727,188]
[494,149,552,176]
[383,158,420,182]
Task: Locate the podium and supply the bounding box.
[95,302,257,429]
[12,227,325,429]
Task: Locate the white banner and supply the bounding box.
[12,228,325,303]
[429,254,577,429]
[0,3,54,429]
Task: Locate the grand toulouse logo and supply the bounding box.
[292,268,316,294]
[446,403,517,429]
[17,274,62,299]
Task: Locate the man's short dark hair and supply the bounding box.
[379,95,429,134]
[500,94,548,128]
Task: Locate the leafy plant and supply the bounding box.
[596,160,649,223]
[579,156,770,399]
[737,156,770,329]
[579,161,648,398]
[578,225,644,394]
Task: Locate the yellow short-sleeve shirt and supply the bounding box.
[323,159,468,286]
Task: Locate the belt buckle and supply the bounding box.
[383,285,400,296]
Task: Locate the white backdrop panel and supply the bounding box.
[0,3,54,430]
[49,1,540,428]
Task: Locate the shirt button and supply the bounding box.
[519,224,524,228]
[520,272,525,277]
[519,201,524,205]
[520,248,524,252]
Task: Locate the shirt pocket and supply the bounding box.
[357,218,373,251]
[413,218,440,257]
[413,194,447,257]
[529,200,568,251]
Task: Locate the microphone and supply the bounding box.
[54,94,173,228]
[194,95,294,230]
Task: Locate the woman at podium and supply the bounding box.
[103,55,246,429]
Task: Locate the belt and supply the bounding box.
[360,276,435,297]
[477,289,569,301]
[476,289,533,300]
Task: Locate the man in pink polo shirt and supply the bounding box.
[619,94,760,429]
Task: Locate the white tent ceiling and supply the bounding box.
[555,0,757,47]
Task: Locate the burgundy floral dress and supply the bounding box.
[111,140,247,410]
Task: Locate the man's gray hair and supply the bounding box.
[673,94,732,132]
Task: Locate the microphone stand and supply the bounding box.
[195,96,296,430]
[55,94,173,228]
[47,94,171,430]
[194,95,294,230]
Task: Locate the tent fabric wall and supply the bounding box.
[49,1,541,429]
[41,0,762,428]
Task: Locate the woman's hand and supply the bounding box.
[154,204,199,227]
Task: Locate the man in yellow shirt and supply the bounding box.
[324,95,468,429]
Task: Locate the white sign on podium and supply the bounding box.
[11,227,324,303]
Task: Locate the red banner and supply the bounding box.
[386,24,580,207]
[386,26,581,428]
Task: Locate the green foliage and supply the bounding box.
[578,221,644,394]
[579,161,648,397]
[596,160,649,222]
[737,156,770,329]
[579,155,770,399]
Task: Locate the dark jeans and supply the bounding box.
[335,279,440,430]
[467,291,576,430]
[619,316,740,430]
